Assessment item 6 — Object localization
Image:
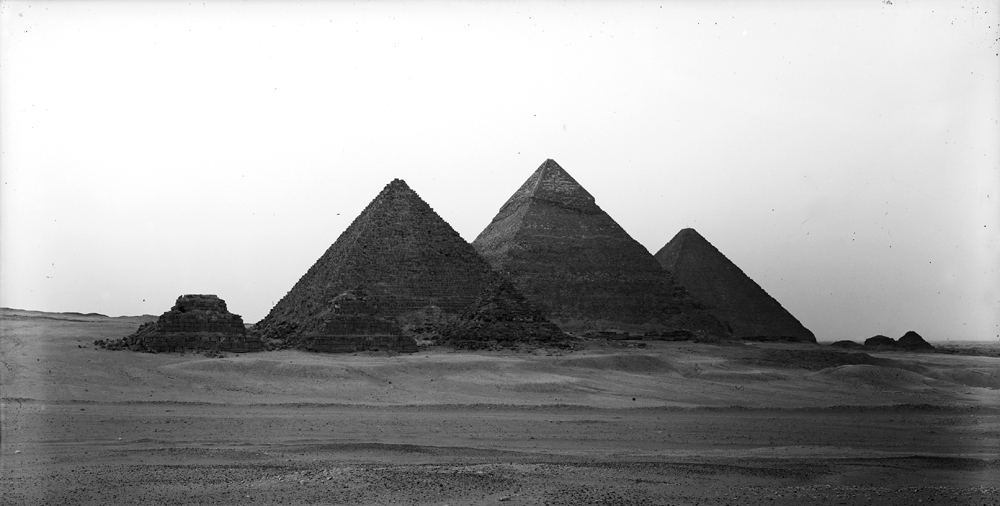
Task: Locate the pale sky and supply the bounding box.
[2,0,997,342]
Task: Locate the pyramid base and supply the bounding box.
[303,333,418,354]
[96,331,263,354]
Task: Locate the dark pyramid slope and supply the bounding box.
[655,228,816,343]
[256,179,566,348]
[472,159,729,337]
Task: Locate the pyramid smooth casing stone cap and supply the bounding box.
[497,159,599,215]
[530,159,597,210]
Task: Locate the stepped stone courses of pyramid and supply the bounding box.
[655,228,816,343]
[437,277,573,350]
[473,159,729,337]
[302,288,417,353]
[101,294,261,353]
[256,178,569,351]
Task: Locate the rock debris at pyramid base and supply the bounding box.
[553,313,730,341]
[298,288,418,353]
[96,294,262,353]
[436,278,577,350]
[304,333,418,353]
[472,159,731,339]
[655,228,816,343]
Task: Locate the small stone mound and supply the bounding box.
[864,335,897,348]
[95,295,261,353]
[830,340,863,349]
[302,288,417,353]
[897,331,934,351]
[743,348,891,371]
[436,278,576,350]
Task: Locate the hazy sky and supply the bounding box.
[2,0,997,342]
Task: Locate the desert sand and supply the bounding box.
[2,309,998,505]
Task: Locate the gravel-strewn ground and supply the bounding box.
[3,402,999,505]
[3,311,999,504]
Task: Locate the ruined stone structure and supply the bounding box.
[863,332,934,351]
[302,288,417,353]
[472,159,729,337]
[829,340,864,349]
[654,228,816,343]
[897,331,934,350]
[437,277,573,350]
[864,335,896,348]
[255,178,566,349]
[100,294,261,353]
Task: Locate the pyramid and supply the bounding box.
[255,179,566,349]
[437,277,572,350]
[896,331,933,350]
[654,228,816,342]
[97,294,262,353]
[472,159,729,336]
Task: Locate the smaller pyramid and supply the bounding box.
[864,335,896,348]
[97,294,261,353]
[302,288,417,353]
[437,277,574,350]
[897,331,934,350]
[655,228,815,342]
[830,340,863,349]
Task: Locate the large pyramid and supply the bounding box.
[256,178,568,348]
[654,228,816,342]
[472,159,729,337]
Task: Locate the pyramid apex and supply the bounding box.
[527,159,596,210]
[675,228,706,241]
[380,179,416,196]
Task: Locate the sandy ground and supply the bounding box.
[2,309,999,505]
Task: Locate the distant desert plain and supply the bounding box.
[2,308,999,505]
